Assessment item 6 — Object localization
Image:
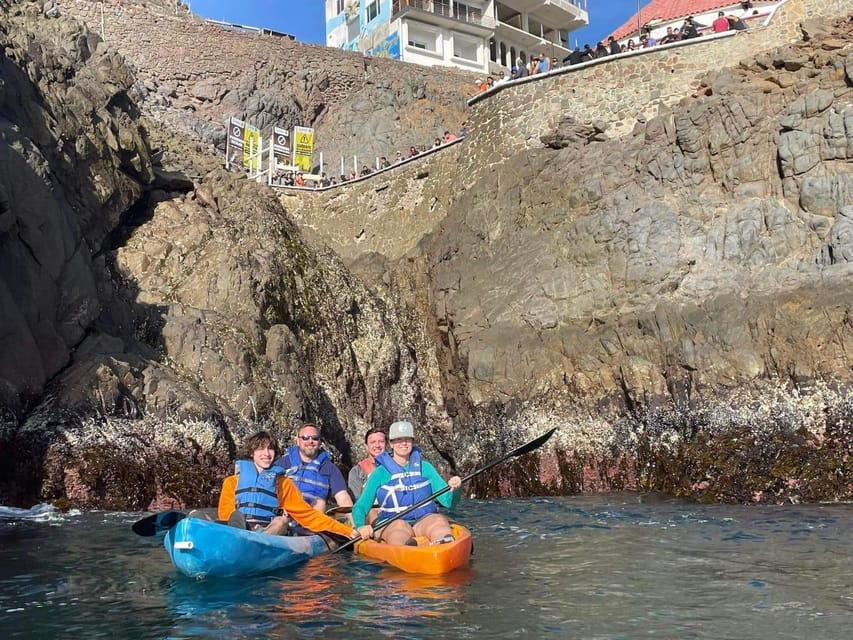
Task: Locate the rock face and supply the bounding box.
[284,6,853,503]
[0,0,851,509]
[0,0,153,411]
[56,0,475,170]
[0,0,436,509]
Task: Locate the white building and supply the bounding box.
[325,0,589,74]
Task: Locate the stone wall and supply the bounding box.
[291,142,466,263]
[280,0,852,263]
[467,0,852,149]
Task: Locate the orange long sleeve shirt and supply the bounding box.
[218,474,354,538]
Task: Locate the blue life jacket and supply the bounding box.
[375,448,437,522]
[234,460,285,526]
[281,446,331,505]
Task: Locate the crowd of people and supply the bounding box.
[563,13,750,66]
[474,11,753,90]
[216,421,463,547]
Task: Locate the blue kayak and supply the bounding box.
[164,517,334,579]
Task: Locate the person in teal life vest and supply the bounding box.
[352,420,462,546]
[273,423,353,514]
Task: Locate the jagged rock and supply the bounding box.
[151,167,194,191]
[1,0,852,509]
[800,18,831,41]
[190,77,223,102]
[822,206,853,264]
[541,116,598,148]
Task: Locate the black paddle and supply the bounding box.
[335,427,557,552]
[131,510,187,536]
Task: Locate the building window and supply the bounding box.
[407,24,438,53]
[453,35,478,61]
[336,0,345,14]
[366,0,380,22]
[347,15,360,40]
[454,2,481,24]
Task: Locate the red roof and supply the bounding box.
[609,0,736,41]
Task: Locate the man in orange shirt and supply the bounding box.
[218,430,372,540]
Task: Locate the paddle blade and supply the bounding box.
[131,511,186,537]
[509,427,557,458]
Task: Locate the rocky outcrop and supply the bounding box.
[56,0,474,169]
[0,0,153,411]
[0,0,438,509]
[0,0,851,509]
[294,9,853,504]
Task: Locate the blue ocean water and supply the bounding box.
[1,495,851,639]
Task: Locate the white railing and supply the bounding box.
[555,0,588,14]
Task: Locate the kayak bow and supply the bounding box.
[354,523,473,574]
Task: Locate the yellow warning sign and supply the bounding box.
[293,126,315,171]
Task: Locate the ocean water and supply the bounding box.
[1,495,851,639]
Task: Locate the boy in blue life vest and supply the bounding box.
[352,420,462,546]
[273,423,353,514]
[217,430,371,540]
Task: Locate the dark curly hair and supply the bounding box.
[243,430,280,458]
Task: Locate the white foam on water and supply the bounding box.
[0,503,56,521]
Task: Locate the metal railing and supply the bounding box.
[392,0,497,29]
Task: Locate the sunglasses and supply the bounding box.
[299,435,321,442]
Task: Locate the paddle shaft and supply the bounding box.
[335,427,557,552]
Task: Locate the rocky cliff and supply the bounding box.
[0,0,850,509]
[295,5,853,503]
[57,0,475,169]
[1,0,439,509]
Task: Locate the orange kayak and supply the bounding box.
[354,523,473,574]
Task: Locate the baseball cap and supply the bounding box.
[388,420,414,440]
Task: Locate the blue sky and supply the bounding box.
[189,0,649,49]
[572,1,651,47]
